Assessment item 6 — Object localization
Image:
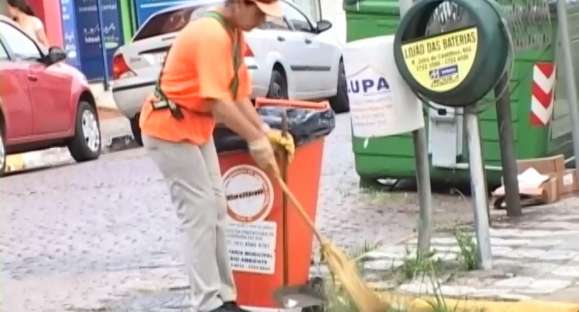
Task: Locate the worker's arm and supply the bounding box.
[237,97,296,161]
[211,98,263,142]
[238,97,266,131]
[193,25,278,172]
[211,98,279,174]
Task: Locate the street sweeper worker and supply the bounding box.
[138,0,294,311]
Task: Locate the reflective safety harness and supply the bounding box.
[151,11,242,119]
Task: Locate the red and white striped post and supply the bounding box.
[530,63,557,127]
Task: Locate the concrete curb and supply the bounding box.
[5,149,72,174]
[5,154,26,173]
[90,83,118,110]
[380,292,579,312]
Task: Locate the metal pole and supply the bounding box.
[400,0,432,257]
[413,129,433,257]
[495,74,522,217]
[96,0,110,91]
[465,108,493,270]
[557,0,579,170]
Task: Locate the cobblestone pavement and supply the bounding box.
[2,113,578,311]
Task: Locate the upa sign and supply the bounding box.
[344,35,424,138]
[394,0,509,107]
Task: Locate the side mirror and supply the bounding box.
[316,20,332,33]
[45,47,67,65]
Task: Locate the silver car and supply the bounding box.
[111,0,348,144]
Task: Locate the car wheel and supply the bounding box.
[130,114,143,146]
[329,60,350,113]
[68,101,101,162]
[267,68,288,99]
[0,125,6,176]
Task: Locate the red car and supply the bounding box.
[0,16,101,175]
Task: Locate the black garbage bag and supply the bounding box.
[214,107,335,153]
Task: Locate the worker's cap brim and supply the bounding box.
[252,0,283,17]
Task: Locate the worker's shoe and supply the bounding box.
[223,301,250,312]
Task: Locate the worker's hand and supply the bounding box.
[248,136,280,176]
[266,129,295,162]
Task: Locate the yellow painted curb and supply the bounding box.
[379,293,579,312]
[5,154,25,172]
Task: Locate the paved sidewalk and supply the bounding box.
[90,83,117,110]
[352,200,579,303]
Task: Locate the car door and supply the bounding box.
[0,22,34,143]
[0,21,71,136]
[281,2,335,96]
[28,59,73,134]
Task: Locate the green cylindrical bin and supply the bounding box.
[344,0,400,42]
[393,0,510,107]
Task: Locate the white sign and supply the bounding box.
[226,221,277,274]
[344,35,425,138]
[223,165,274,223]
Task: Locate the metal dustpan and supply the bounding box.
[273,281,325,309]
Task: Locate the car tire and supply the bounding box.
[130,114,143,146]
[68,101,101,162]
[329,60,350,113]
[267,68,288,99]
[0,124,6,176]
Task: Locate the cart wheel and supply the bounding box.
[302,277,326,312]
[302,305,324,312]
[359,177,399,191]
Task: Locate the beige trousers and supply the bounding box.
[143,135,236,312]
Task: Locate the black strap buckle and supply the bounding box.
[151,92,184,120]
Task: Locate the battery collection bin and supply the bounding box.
[213,98,335,309]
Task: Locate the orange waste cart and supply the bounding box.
[216,98,334,309]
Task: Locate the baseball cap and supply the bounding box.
[250,0,283,17]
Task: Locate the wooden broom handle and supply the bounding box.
[274,174,324,244]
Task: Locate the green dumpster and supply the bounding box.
[345,0,579,187]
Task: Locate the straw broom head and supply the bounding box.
[321,240,391,312]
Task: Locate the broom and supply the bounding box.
[273,172,391,312]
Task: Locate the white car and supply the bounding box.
[111,0,347,144]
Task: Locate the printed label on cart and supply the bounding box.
[226,221,277,274]
[223,165,274,223]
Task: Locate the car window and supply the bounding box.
[134,8,196,41]
[259,16,290,30]
[0,22,42,60]
[133,5,218,41]
[281,2,313,32]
